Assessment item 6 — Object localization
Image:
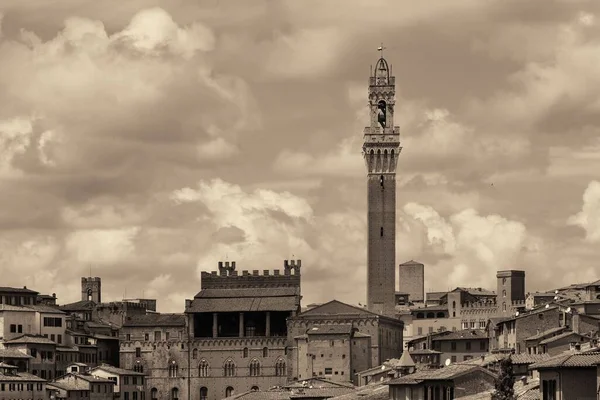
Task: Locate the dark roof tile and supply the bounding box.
[123,313,185,327]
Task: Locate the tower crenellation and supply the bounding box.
[200,260,302,290]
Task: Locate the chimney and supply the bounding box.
[23,286,27,289]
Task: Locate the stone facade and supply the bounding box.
[398,261,424,303]
[287,300,403,384]
[362,55,401,317]
[119,260,301,400]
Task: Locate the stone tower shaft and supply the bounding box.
[362,55,402,317]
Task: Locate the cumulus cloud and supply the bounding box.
[568,181,600,242]
[403,203,531,290]
[1,1,599,312]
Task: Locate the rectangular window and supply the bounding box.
[451,356,456,363]
[480,341,486,350]
[51,334,55,342]
[417,327,422,335]
[466,342,471,350]
[451,342,457,351]
[145,333,149,341]
[10,324,16,333]
[58,334,62,344]
[154,331,161,341]
[165,332,170,341]
[136,347,141,357]
[124,376,129,385]
[125,392,130,400]
[324,368,332,375]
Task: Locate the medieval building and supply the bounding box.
[119,260,301,400]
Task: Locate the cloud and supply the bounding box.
[403,203,531,290]
[0,117,34,177]
[65,227,140,265]
[568,181,600,242]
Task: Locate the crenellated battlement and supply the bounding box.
[200,260,302,289]
[460,299,525,309]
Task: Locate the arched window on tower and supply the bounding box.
[377,100,387,128]
[249,359,260,376]
[243,347,248,358]
[150,388,158,400]
[262,347,268,357]
[171,388,179,400]
[225,387,234,397]
[87,289,93,301]
[192,349,198,359]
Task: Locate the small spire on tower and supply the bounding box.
[377,42,386,59]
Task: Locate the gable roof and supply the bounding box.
[91,364,146,376]
[299,300,379,317]
[59,300,96,311]
[0,287,39,294]
[538,331,584,345]
[431,329,487,341]
[530,352,600,369]
[306,324,353,336]
[4,335,56,345]
[399,260,423,266]
[387,364,497,385]
[525,327,567,341]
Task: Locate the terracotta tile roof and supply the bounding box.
[0,304,36,312]
[525,327,567,341]
[500,306,559,324]
[56,346,78,352]
[288,387,355,398]
[4,334,56,345]
[92,364,146,376]
[25,304,65,313]
[510,353,552,365]
[299,300,379,317]
[123,313,185,327]
[530,352,600,369]
[456,287,496,297]
[59,300,96,311]
[73,373,114,384]
[329,382,389,400]
[0,287,39,294]
[48,380,89,391]
[283,378,355,389]
[387,364,496,385]
[224,390,289,400]
[189,296,298,313]
[538,331,583,345]
[307,324,353,335]
[0,349,32,359]
[0,371,46,382]
[431,329,487,341]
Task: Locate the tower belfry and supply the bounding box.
[362,46,402,316]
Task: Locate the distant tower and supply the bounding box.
[363,46,402,316]
[81,277,102,303]
[496,270,525,314]
[399,260,425,302]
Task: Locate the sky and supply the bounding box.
[1,0,600,313]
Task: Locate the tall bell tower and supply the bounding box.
[362,46,402,316]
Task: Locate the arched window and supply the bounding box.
[262,347,268,357]
[133,364,144,373]
[416,313,424,319]
[223,359,235,377]
[192,349,198,359]
[502,302,506,312]
[426,312,435,319]
[200,387,208,400]
[151,388,158,400]
[171,388,179,400]
[225,387,234,397]
[275,358,286,376]
[168,362,178,378]
[243,347,248,358]
[87,289,93,301]
[452,301,456,308]
[436,312,445,318]
[502,290,506,298]
[198,359,209,377]
[249,359,260,376]
[284,346,288,355]
[251,386,259,391]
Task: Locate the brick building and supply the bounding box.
[119,259,301,400]
[398,261,424,303]
[0,362,46,400]
[493,306,572,353]
[430,329,489,365]
[287,300,403,384]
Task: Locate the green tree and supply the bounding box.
[492,355,516,400]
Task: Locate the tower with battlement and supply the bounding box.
[363,50,402,317]
[81,277,101,303]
